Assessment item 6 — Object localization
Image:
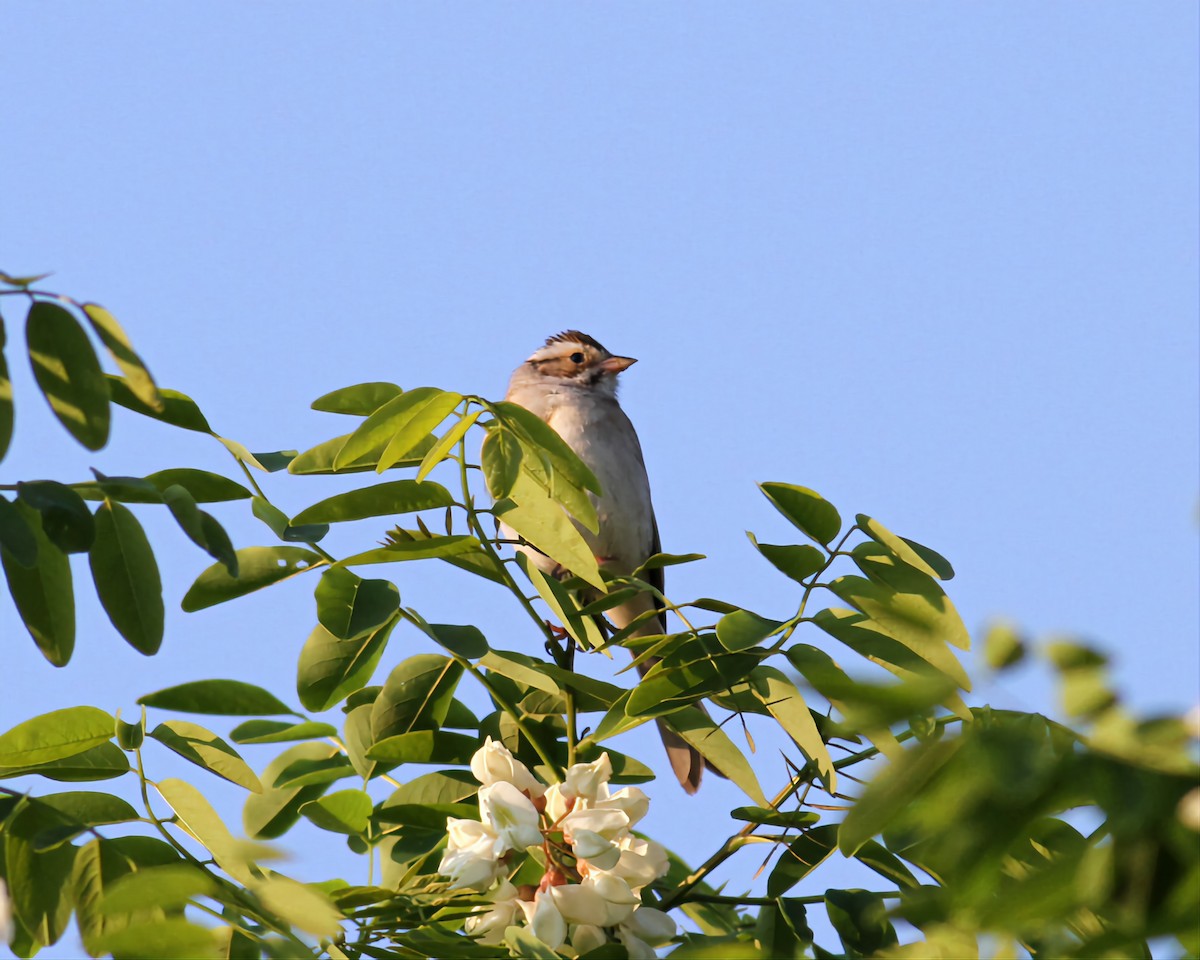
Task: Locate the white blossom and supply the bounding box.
[464,881,521,944]
[438,818,504,890]
[562,753,613,801]
[521,891,567,950]
[479,781,544,853]
[571,923,608,954]
[0,879,11,946]
[471,736,545,796]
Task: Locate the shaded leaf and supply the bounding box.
[371,655,465,740]
[767,824,840,896]
[89,499,164,655]
[748,534,826,583]
[0,312,13,462]
[244,742,341,840]
[365,730,479,765]
[27,300,110,450]
[229,720,338,745]
[145,468,251,502]
[107,376,211,432]
[716,609,784,652]
[17,479,95,553]
[0,494,37,567]
[293,479,454,525]
[181,546,322,611]
[297,616,398,713]
[481,426,522,499]
[0,742,129,782]
[139,679,294,716]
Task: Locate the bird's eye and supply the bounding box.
[570,352,585,364]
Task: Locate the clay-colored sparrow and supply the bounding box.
[505,331,704,793]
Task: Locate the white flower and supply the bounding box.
[599,835,670,892]
[0,879,11,946]
[519,891,567,950]
[543,782,572,822]
[618,928,658,960]
[547,883,609,927]
[464,881,521,944]
[471,737,545,796]
[479,781,544,853]
[562,754,613,801]
[1185,704,1200,740]
[1179,786,1200,832]
[623,907,677,945]
[570,829,622,870]
[561,806,630,843]
[438,818,504,890]
[581,873,639,926]
[571,923,607,954]
[594,785,650,827]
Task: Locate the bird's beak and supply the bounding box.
[599,355,637,375]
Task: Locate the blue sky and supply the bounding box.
[4,4,1198,955]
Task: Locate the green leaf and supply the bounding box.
[417,409,481,481]
[365,731,479,765]
[334,387,457,470]
[716,609,784,652]
[837,737,962,856]
[856,514,942,579]
[481,426,522,499]
[825,889,898,957]
[731,807,821,829]
[299,789,373,835]
[496,490,604,590]
[250,450,297,472]
[155,778,253,884]
[5,800,78,947]
[371,655,465,739]
[767,824,840,896]
[521,555,606,652]
[26,300,110,450]
[181,546,322,611]
[252,874,343,938]
[0,494,38,566]
[89,499,164,655]
[480,649,562,695]
[0,742,129,782]
[900,536,955,580]
[75,471,163,503]
[98,864,215,914]
[0,706,113,768]
[106,376,212,432]
[983,621,1026,670]
[386,526,508,584]
[139,679,294,716]
[0,270,52,286]
[628,635,761,718]
[149,720,262,792]
[145,468,251,502]
[161,484,238,574]
[314,567,400,639]
[506,926,562,960]
[296,616,398,713]
[814,606,970,692]
[2,501,75,665]
[383,769,478,807]
[229,720,338,744]
[748,534,826,583]
[0,312,14,462]
[422,622,489,660]
[491,399,601,495]
[311,381,402,415]
[854,839,919,889]
[292,479,454,525]
[81,303,161,411]
[17,479,95,553]
[93,918,221,959]
[338,534,480,567]
[751,666,836,792]
[662,706,768,806]
[759,483,841,545]
[827,573,971,655]
[288,430,439,476]
[244,742,341,840]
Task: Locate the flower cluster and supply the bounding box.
[439,739,676,958]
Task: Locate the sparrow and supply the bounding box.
[505,331,705,794]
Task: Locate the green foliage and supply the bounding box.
[0,273,1194,960]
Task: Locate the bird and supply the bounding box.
[504,331,705,794]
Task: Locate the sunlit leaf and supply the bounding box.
[751,666,836,792]
[155,778,251,884]
[338,534,480,567]
[93,918,221,959]
[716,609,784,652]
[759,482,841,545]
[748,534,826,583]
[145,468,251,502]
[0,742,129,782]
[98,864,215,914]
[662,706,768,806]
[149,720,262,792]
[496,489,604,590]
[365,730,479,765]
[288,430,439,475]
[27,300,110,449]
[417,409,481,481]
[4,800,78,947]
[299,789,373,835]
[252,874,343,938]
[0,707,115,768]
[481,426,522,499]
[229,720,338,744]
[311,381,402,415]
[81,303,161,410]
[244,742,341,840]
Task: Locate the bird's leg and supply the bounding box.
[543,621,570,665]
